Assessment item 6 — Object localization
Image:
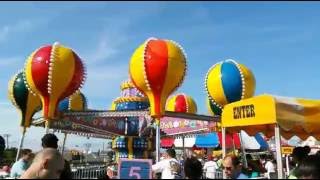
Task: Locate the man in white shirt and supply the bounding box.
[152,149,181,179]
[203,155,219,179]
[264,156,276,179]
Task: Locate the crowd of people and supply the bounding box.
[1,137,320,179]
[0,133,72,179]
[148,146,320,179]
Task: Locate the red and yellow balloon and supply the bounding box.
[129,38,187,124]
[24,42,86,121]
[166,93,197,114]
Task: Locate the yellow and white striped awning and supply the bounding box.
[221,94,320,140]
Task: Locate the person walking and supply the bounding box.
[10,149,33,178]
[20,148,65,179]
[152,149,181,179]
[222,155,248,179]
[41,133,72,179]
[203,155,218,179]
[184,157,203,179]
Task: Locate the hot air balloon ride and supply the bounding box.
[129,37,187,125]
[129,37,187,162]
[205,59,256,114]
[57,91,87,154]
[166,93,197,114]
[8,71,42,161]
[58,91,87,112]
[24,42,86,132]
[109,80,153,160]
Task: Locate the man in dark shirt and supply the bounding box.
[41,133,73,179]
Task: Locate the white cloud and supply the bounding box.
[0,101,18,117]
[79,11,143,103]
[82,64,129,105]
[84,35,124,65]
[0,26,9,42]
[0,56,24,69]
[83,3,164,65]
[0,101,21,148]
[0,20,34,43]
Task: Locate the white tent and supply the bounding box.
[240,131,262,150]
[301,136,320,147]
[174,136,196,148]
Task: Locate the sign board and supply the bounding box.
[222,95,277,127]
[281,146,294,155]
[160,117,213,135]
[118,159,152,179]
[64,116,126,135]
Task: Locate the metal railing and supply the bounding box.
[71,165,106,179]
[202,170,223,179]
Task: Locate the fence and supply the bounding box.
[202,170,223,179]
[71,165,106,179]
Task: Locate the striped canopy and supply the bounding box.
[222,94,320,140]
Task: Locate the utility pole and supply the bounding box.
[2,134,10,149]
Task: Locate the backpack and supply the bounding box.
[170,160,182,179]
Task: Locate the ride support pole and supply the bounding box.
[155,117,160,162]
[15,128,26,162]
[275,125,284,179]
[45,120,50,134]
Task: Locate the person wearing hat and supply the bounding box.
[203,155,219,179]
[41,133,72,179]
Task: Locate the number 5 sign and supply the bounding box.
[118,159,152,179]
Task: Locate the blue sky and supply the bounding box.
[1,2,320,151]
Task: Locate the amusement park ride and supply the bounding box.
[9,38,279,178]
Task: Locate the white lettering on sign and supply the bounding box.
[129,166,141,179]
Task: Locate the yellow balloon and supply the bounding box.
[166,93,197,114]
[129,38,187,123]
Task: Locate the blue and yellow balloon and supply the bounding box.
[58,92,87,112]
[205,59,255,113]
